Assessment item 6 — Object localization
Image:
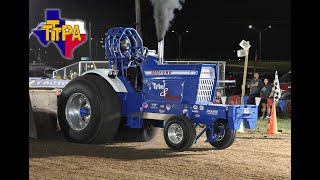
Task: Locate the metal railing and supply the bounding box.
[53,61,109,79]
[52,59,226,94]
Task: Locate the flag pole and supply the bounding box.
[254,49,257,73]
[238,40,251,105]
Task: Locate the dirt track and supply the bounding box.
[29,129,291,179]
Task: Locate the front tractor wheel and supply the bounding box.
[164,115,196,151]
[57,75,121,144]
[206,121,237,149]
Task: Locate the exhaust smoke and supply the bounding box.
[149,0,185,41]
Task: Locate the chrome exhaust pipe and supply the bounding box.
[157,39,164,64]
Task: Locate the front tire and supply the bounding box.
[57,75,121,144]
[164,115,196,151]
[206,121,237,149]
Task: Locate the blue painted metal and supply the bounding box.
[279,99,285,111]
[195,126,209,143]
[105,27,144,74]
[103,27,258,145]
[140,55,206,104]
[80,107,90,117]
[227,105,258,129]
[126,117,143,128]
[117,75,142,116]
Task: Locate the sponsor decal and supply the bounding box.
[172,104,180,109]
[145,70,198,76]
[166,104,171,111]
[151,82,181,101]
[193,105,198,110]
[206,109,218,115]
[200,67,215,79]
[160,105,164,109]
[142,103,148,108]
[29,79,70,88]
[152,82,166,90]
[165,94,181,100]
[151,70,172,75]
[159,109,165,113]
[192,110,198,113]
[199,105,204,111]
[150,103,158,109]
[195,114,200,118]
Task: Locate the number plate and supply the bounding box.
[244,108,250,114]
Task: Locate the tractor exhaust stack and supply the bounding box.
[158,39,164,64]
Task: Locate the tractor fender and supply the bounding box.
[82,69,128,93]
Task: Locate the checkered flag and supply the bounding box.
[273,71,281,103]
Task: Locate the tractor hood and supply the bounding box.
[140,56,217,105]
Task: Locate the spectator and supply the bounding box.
[213,91,222,104]
[247,72,263,105]
[260,78,273,119]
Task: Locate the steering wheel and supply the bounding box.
[134,47,148,63]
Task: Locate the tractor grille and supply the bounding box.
[196,79,214,102]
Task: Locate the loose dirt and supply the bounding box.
[30,129,291,179]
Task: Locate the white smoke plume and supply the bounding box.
[149,0,185,41]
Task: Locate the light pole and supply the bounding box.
[90,37,99,59]
[89,22,92,60]
[37,48,42,62]
[248,25,271,61]
[90,37,93,60]
[172,30,188,61]
[43,51,47,61]
[29,49,36,61]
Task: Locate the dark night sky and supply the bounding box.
[29,0,290,67]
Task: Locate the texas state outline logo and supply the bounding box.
[32,9,87,59]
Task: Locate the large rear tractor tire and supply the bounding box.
[29,95,37,139]
[57,74,121,144]
[164,115,196,151]
[206,121,237,149]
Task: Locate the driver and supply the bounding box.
[117,37,143,71]
[117,37,131,71]
[119,37,143,89]
[120,37,131,59]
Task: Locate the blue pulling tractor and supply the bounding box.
[57,27,258,151]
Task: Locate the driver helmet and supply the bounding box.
[120,37,130,52]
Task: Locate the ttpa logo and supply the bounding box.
[32,9,87,59]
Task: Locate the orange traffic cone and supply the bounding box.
[266,102,280,134]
